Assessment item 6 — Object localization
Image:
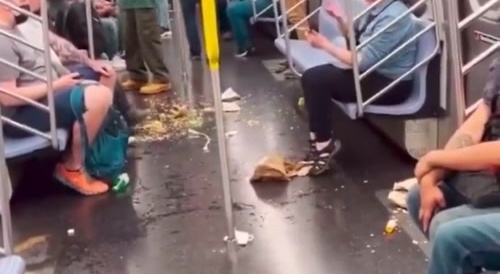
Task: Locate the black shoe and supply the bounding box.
[191,54,201,61]
[308,139,342,176]
[234,46,255,58]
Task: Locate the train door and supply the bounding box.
[459,0,500,109]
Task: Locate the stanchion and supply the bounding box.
[171,0,193,107]
[85,0,95,59]
[0,108,13,255]
[200,0,252,245]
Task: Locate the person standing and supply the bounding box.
[119,0,170,94]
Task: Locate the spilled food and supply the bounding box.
[133,98,205,142]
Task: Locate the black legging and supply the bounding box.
[301,64,412,142]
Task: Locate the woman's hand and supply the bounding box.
[325,3,344,20]
[306,31,330,49]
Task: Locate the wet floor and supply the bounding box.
[10,33,428,274]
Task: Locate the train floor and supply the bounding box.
[10,33,429,274]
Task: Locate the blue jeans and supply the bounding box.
[407,183,500,274]
[181,0,230,55]
[155,0,170,29]
[226,0,273,49]
[100,17,120,59]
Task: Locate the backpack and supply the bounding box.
[447,94,500,208]
[70,85,129,181]
[54,1,107,58]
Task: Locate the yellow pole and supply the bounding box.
[200,0,235,240]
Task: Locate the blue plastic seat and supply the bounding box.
[4,129,69,159]
[274,8,349,71]
[0,255,25,274]
[331,17,438,118]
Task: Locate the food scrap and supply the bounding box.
[133,99,204,142]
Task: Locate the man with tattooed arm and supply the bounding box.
[407,59,500,274]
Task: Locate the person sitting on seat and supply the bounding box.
[301,0,418,176]
[406,59,500,274]
[226,0,274,57]
[181,0,231,60]
[94,0,126,70]
[0,0,112,195]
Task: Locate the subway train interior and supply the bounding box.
[0,0,498,273]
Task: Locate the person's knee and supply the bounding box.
[428,209,460,241]
[84,84,113,112]
[432,221,465,251]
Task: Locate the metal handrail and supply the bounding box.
[85,0,95,59]
[344,0,439,116]
[357,0,427,50]
[458,0,500,30]
[462,41,500,75]
[0,28,44,52]
[360,22,436,80]
[363,38,440,106]
[0,87,49,112]
[0,0,59,256]
[446,0,499,122]
[251,0,281,36]
[353,0,384,22]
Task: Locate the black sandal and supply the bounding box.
[301,140,317,164]
[308,140,342,176]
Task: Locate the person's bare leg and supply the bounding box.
[58,85,113,195]
[99,68,117,91]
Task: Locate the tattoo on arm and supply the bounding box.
[48,31,91,65]
[447,134,475,149]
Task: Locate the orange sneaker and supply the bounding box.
[121,79,147,90]
[54,164,109,195]
[139,81,171,95]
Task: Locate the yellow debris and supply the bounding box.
[133,99,205,142]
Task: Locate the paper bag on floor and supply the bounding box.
[250,154,312,183]
[251,154,289,182]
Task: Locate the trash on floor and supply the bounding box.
[224,229,254,246]
[133,100,204,142]
[223,102,241,112]
[298,97,305,108]
[67,228,75,236]
[112,173,130,192]
[387,177,418,209]
[384,218,398,234]
[14,235,49,254]
[188,128,211,152]
[250,154,312,182]
[221,87,241,102]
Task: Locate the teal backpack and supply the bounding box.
[70,85,129,181]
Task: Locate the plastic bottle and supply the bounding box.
[112,173,130,192]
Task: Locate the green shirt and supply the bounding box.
[118,0,155,9]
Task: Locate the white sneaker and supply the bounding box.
[161,30,172,40]
[111,56,126,71]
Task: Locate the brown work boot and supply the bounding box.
[139,81,171,95]
[121,79,147,90]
